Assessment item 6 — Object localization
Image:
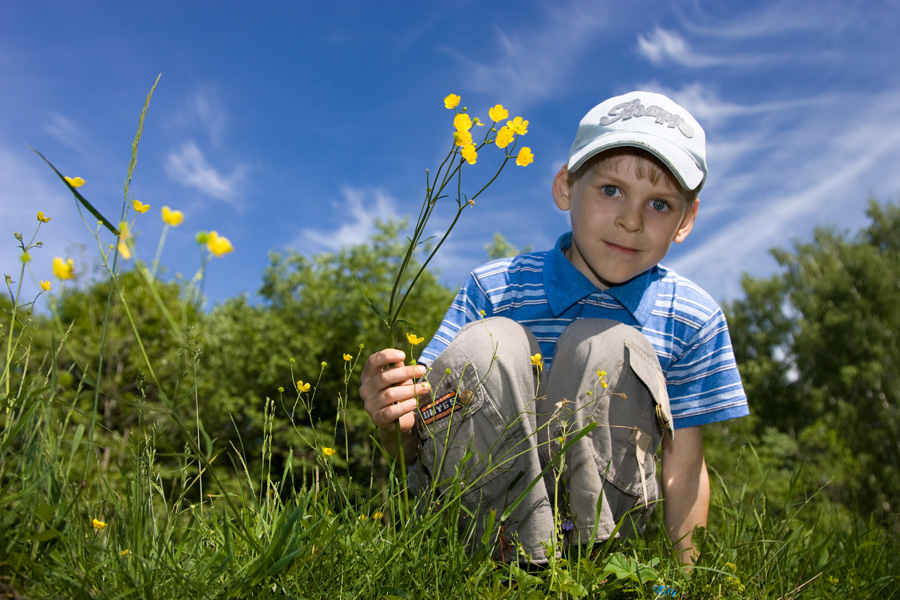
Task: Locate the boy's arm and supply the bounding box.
[660,425,709,566]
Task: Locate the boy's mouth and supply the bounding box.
[604,240,639,254]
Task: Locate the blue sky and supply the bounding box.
[3,1,900,311]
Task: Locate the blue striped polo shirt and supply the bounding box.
[420,232,749,429]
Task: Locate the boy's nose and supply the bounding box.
[616,202,643,232]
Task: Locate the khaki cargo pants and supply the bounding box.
[411,317,674,563]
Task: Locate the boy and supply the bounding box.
[360,91,749,565]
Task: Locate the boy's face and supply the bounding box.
[553,152,698,290]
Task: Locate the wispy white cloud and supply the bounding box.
[172,87,228,147]
[453,2,607,110]
[164,141,246,206]
[41,111,106,163]
[293,186,397,252]
[668,86,900,300]
[682,0,842,40]
[43,113,84,150]
[637,27,725,68]
[636,24,790,70]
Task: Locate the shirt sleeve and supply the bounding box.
[664,308,750,429]
[419,271,493,366]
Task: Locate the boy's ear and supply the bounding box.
[673,199,700,243]
[552,165,572,211]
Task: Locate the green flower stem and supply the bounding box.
[150,224,170,279]
[390,152,513,329]
[395,422,410,525]
[2,226,46,427]
[2,261,27,422]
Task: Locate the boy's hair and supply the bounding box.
[570,147,699,203]
[568,91,708,194]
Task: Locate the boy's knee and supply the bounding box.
[555,318,652,365]
[429,317,539,378]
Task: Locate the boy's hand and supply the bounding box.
[360,348,430,440]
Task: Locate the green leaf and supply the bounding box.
[65,424,85,481]
[509,563,543,589]
[266,548,301,576]
[34,504,56,523]
[28,146,119,236]
[32,528,62,542]
[603,553,640,583]
[549,568,587,597]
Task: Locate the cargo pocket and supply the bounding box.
[417,361,519,497]
[592,337,672,510]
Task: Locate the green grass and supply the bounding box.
[2,369,899,599]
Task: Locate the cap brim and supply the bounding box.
[568,132,705,191]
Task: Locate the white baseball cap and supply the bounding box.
[568,91,708,192]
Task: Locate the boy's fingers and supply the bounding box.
[360,348,430,431]
[375,398,418,430]
[362,377,430,422]
[364,348,406,373]
[365,363,426,391]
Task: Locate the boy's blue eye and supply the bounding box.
[650,199,669,212]
[602,185,620,197]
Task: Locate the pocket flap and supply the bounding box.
[625,338,675,439]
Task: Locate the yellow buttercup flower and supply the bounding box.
[406,333,425,345]
[507,116,529,136]
[322,447,335,457]
[37,211,51,223]
[207,231,234,257]
[495,126,514,149]
[530,353,543,371]
[161,205,184,226]
[297,380,311,393]
[64,176,85,188]
[343,353,352,361]
[120,549,132,556]
[41,280,52,291]
[444,93,461,109]
[132,199,150,214]
[461,144,477,165]
[372,512,384,519]
[489,104,509,122]
[92,518,107,530]
[516,147,534,167]
[117,222,132,260]
[454,113,473,132]
[597,369,609,389]
[453,129,473,147]
[52,257,75,280]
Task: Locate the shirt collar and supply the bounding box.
[543,232,660,323]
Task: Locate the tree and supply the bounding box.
[484,232,532,260]
[725,199,900,519]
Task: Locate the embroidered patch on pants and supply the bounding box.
[420,389,473,425]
